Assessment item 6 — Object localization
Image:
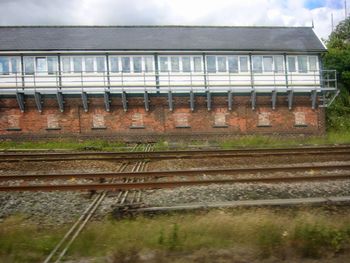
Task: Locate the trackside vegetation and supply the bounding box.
[1,208,350,262]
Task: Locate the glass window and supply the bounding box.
[193,57,202,72]
[252,56,262,73]
[24,57,34,75]
[0,57,9,75]
[96,57,105,73]
[274,56,284,73]
[122,57,131,73]
[159,57,169,72]
[287,57,296,73]
[62,57,71,73]
[109,57,119,73]
[217,56,227,72]
[228,56,238,73]
[10,57,20,74]
[239,57,249,72]
[144,57,154,72]
[73,57,82,73]
[263,56,273,72]
[298,56,308,73]
[309,56,318,71]
[36,57,47,73]
[85,57,94,73]
[206,56,216,73]
[47,57,58,75]
[170,57,180,72]
[182,57,191,72]
[133,57,142,73]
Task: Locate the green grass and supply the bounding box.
[219,131,350,149]
[1,208,350,262]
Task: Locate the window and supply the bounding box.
[252,56,262,73]
[24,57,35,75]
[0,57,9,75]
[298,56,308,73]
[239,57,249,72]
[217,56,227,72]
[121,57,131,73]
[170,57,180,72]
[287,57,296,73]
[73,57,82,73]
[159,57,168,72]
[182,57,191,72]
[35,57,47,73]
[206,56,216,73]
[96,57,105,73]
[228,56,238,73]
[263,56,273,72]
[47,57,58,74]
[133,57,142,73]
[145,57,154,72]
[10,57,20,74]
[274,56,284,73]
[309,56,318,71]
[109,57,119,73]
[193,57,202,72]
[62,57,71,73]
[85,57,94,73]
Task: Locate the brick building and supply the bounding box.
[0,26,338,140]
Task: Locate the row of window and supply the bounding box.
[0,55,319,75]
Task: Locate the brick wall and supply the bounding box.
[0,94,326,140]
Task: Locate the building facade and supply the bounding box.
[0,26,338,140]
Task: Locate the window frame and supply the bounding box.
[0,56,21,75]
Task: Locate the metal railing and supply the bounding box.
[0,69,337,93]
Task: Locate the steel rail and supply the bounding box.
[0,145,349,162]
[2,163,350,182]
[1,173,350,192]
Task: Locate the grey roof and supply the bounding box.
[0,26,326,52]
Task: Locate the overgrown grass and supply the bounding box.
[1,208,350,262]
[0,139,127,151]
[219,131,350,149]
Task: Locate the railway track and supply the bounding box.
[42,143,153,263]
[0,145,349,162]
[1,163,350,192]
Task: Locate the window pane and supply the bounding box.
[47,57,58,74]
[228,56,238,73]
[217,56,227,72]
[159,57,168,72]
[170,57,180,72]
[85,57,94,73]
[0,57,9,74]
[62,57,71,73]
[193,57,202,72]
[274,56,284,73]
[182,57,191,72]
[298,56,308,73]
[73,57,82,73]
[10,57,20,74]
[239,57,249,72]
[24,57,34,75]
[110,57,119,73]
[287,57,296,72]
[145,57,153,72]
[263,56,273,72]
[133,57,142,73]
[36,57,47,73]
[96,57,105,73]
[252,56,262,73]
[122,57,130,73]
[309,56,317,71]
[206,56,216,73]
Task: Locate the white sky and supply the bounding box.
[0,0,347,40]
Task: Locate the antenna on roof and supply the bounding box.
[311,19,314,28]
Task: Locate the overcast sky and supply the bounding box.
[0,0,347,40]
